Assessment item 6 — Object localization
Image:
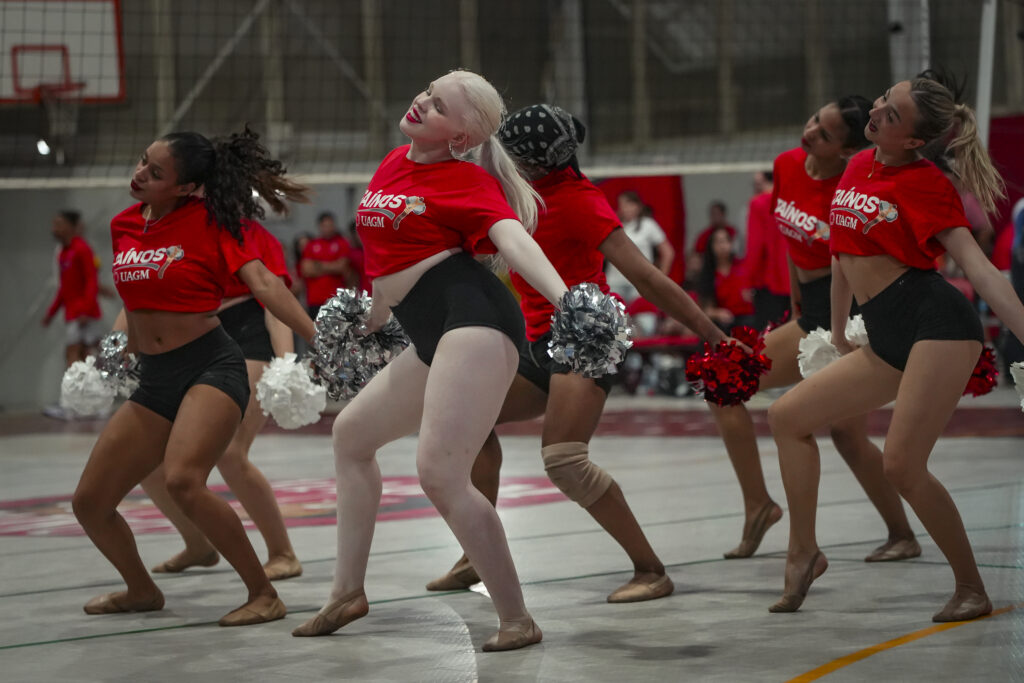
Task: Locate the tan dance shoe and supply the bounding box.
[218,596,287,627]
[291,588,369,637]
[263,554,303,581]
[932,591,992,622]
[724,502,782,559]
[482,618,543,652]
[151,549,220,573]
[768,551,828,613]
[425,556,481,591]
[83,591,164,614]
[864,538,922,562]
[606,574,675,603]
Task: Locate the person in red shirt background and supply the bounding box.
[299,211,357,319]
[745,171,792,328]
[693,200,738,253]
[769,76,1024,622]
[697,226,755,331]
[43,210,104,367]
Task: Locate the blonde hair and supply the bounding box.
[909,77,1005,214]
[446,70,541,232]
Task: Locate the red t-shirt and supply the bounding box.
[830,149,967,269]
[510,168,619,340]
[772,147,839,271]
[714,261,755,316]
[48,235,102,321]
[745,190,790,294]
[222,221,292,299]
[111,198,259,312]
[301,234,351,306]
[356,145,518,280]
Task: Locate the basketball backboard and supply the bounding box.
[0,0,125,103]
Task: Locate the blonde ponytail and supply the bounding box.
[945,104,1006,215]
[910,78,1005,215]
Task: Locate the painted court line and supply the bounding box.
[786,602,1023,682]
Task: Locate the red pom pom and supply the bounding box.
[963,346,998,397]
[685,327,773,406]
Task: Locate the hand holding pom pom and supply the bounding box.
[1010,361,1024,412]
[547,283,633,378]
[60,356,117,417]
[797,328,840,378]
[310,289,409,400]
[256,353,327,428]
[685,326,772,406]
[844,315,869,348]
[962,346,998,397]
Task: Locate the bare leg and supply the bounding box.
[709,321,804,557]
[65,343,88,368]
[828,414,919,561]
[767,347,902,612]
[216,360,300,580]
[882,340,991,622]
[543,372,668,600]
[141,465,220,572]
[72,401,171,612]
[292,347,429,637]
[426,375,547,591]
[162,384,282,626]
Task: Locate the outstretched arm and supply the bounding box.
[487,219,568,306]
[238,259,315,342]
[601,229,726,344]
[940,226,1024,344]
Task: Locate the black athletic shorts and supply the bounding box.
[516,331,617,395]
[860,268,983,371]
[130,326,250,421]
[219,298,274,362]
[390,253,526,366]
[795,275,860,333]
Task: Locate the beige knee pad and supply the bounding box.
[541,441,613,508]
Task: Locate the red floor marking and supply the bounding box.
[0,476,564,537]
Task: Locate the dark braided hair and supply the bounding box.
[161,126,309,242]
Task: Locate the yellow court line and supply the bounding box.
[787,602,1023,682]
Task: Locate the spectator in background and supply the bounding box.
[289,232,313,299]
[43,210,104,367]
[697,225,755,331]
[299,212,355,319]
[745,170,791,329]
[604,191,674,302]
[694,200,738,253]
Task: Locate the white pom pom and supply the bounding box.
[60,356,116,417]
[845,315,869,347]
[1010,361,1024,413]
[256,353,327,429]
[797,328,840,378]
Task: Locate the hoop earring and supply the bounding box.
[448,141,463,160]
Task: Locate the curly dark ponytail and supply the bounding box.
[161,126,310,242]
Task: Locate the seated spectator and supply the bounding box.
[605,191,674,302]
[697,226,755,332]
[693,200,737,253]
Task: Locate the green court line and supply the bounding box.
[1,526,1022,652]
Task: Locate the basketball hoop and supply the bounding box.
[34,83,84,164]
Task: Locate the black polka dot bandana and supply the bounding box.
[498,104,586,170]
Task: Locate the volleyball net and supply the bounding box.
[0,0,1022,188]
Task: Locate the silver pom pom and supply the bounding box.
[256,353,327,429]
[60,356,116,417]
[547,283,633,378]
[310,289,409,400]
[797,328,840,378]
[95,331,140,398]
